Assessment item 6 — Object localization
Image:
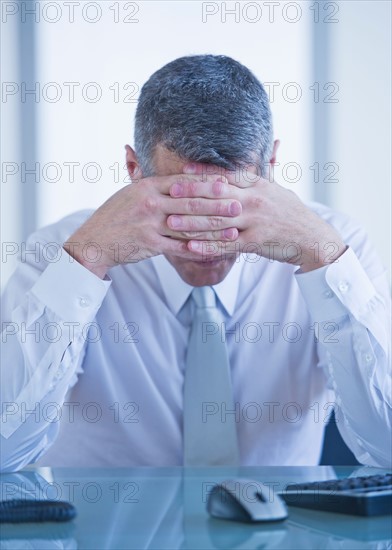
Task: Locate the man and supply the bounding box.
[1,55,390,471]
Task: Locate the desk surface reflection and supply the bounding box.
[1,466,391,549]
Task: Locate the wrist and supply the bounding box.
[63,240,111,280]
[301,242,348,272]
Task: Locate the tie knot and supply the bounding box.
[192,286,216,308]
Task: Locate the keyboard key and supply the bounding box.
[281,473,392,516]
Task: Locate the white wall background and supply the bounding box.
[1,0,390,289]
[1,7,22,288]
[328,1,391,277]
[34,1,313,222]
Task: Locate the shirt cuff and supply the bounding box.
[31,249,111,323]
[295,247,377,322]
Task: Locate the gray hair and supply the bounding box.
[134,55,273,177]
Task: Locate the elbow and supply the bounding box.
[0,431,54,473]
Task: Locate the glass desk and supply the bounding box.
[1,466,391,549]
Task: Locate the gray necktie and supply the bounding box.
[183,286,239,466]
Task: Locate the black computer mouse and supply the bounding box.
[207,479,288,523]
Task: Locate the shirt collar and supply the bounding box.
[151,255,245,317]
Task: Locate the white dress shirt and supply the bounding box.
[0,202,391,471]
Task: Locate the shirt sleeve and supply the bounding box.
[295,246,391,467]
[1,236,111,471]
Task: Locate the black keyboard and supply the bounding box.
[0,500,77,523]
[280,473,392,516]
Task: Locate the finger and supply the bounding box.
[163,227,239,242]
[146,173,229,195]
[222,166,264,188]
[158,235,213,261]
[167,213,241,232]
[170,177,243,200]
[183,161,264,189]
[183,162,230,178]
[183,162,241,188]
[182,162,236,177]
[186,239,239,257]
[163,197,242,217]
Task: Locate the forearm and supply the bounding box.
[318,315,390,466]
[1,247,111,471]
[296,247,391,466]
[1,374,72,472]
[1,300,83,471]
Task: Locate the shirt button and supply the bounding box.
[338,281,350,293]
[364,353,373,364]
[79,297,89,308]
[323,289,333,299]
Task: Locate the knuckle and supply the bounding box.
[189,217,199,230]
[175,175,187,185]
[209,216,223,229]
[250,196,264,209]
[187,198,201,214]
[188,180,198,197]
[143,196,158,212]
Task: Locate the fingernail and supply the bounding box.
[229,201,242,216]
[170,215,182,228]
[224,228,237,239]
[189,241,202,251]
[171,183,182,197]
[183,163,196,174]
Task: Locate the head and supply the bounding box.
[126,54,278,286]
